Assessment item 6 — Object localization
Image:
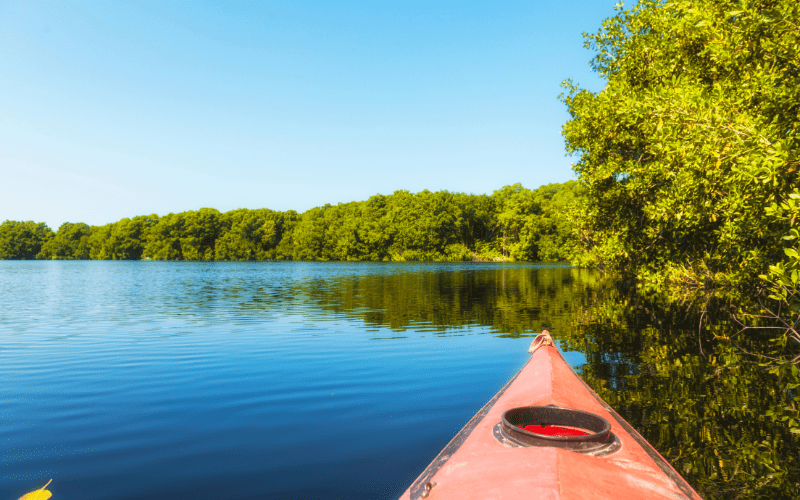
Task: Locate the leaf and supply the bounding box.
[18,480,52,500]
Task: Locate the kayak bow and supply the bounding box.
[399,331,701,500]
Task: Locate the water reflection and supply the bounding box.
[566,288,800,500]
[243,262,595,336]
[1,262,594,337]
[1,262,797,499]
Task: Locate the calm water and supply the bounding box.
[1,261,588,500]
[5,261,797,499]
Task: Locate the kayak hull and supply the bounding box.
[399,339,701,500]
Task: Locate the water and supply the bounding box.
[1,261,588,499]
[4,261,798,499]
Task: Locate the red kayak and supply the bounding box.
[399,332,701,500]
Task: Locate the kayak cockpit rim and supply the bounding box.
[404,331,699,500]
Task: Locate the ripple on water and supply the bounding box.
[0,261,585,499]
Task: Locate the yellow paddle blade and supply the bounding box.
[18,479,53,500]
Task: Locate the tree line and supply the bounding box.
[561,0,799,298]
[0,182,582,262]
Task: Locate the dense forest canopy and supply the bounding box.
[561,0,799,295]
[0,182,583,263]
[558,0,800,373]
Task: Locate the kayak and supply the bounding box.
[399,332,702,500]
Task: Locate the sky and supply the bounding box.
[1,0,615,230]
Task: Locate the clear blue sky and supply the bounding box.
[1,0,614,230]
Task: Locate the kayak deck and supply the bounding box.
[399,334,701,500]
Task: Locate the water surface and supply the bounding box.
[5,261,795,499]
[1,261,586,499]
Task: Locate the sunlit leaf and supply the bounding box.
[18,479,52,500]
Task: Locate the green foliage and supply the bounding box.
[492,181,584,261]
[143,212,187,260]
[215,209,284,261]
[89,215,160,260]
[268,186,577,262]
[274,210,300,260]
[388,190,477,261]
[38,223,95,260]
[762,193,800,299]
[0,220,53,260]
[179,208,223,261]
[291,205,331,261]
[0,183,584,262]
[561,0,800,292]
[492,184,538,259]
[142,208,221,261]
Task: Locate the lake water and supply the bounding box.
[1,261,589,500]
[3,261,797,499]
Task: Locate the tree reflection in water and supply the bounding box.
[269,263,800,499]
[568,287,800,500]
[167,262,798,498]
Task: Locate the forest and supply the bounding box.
[6,0,795,299]
[554,0,800,363]
[2,0,800,496]
[561,0,799,298]
[0,182,582,263]
[2,0,797,329]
